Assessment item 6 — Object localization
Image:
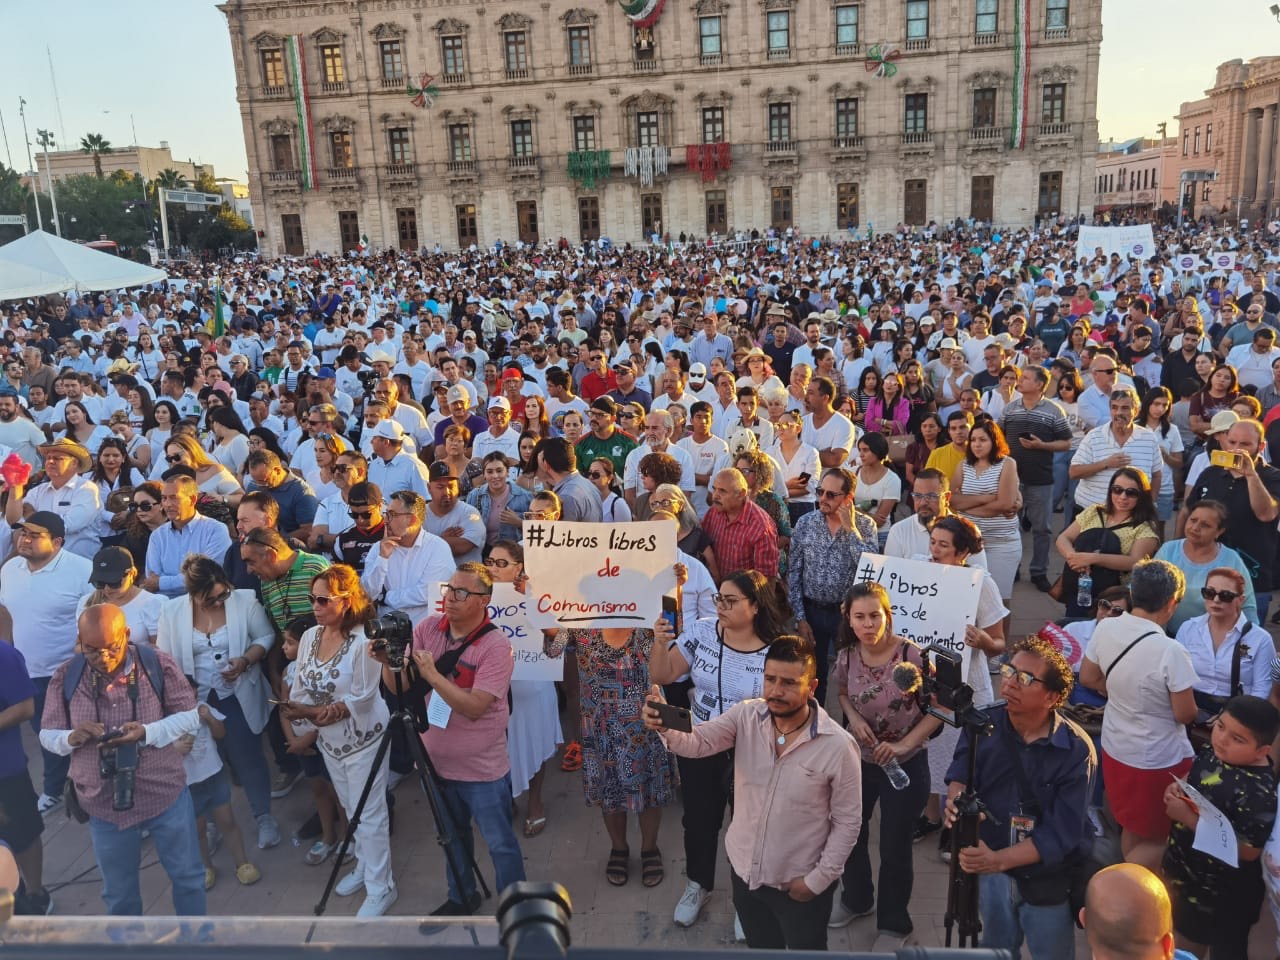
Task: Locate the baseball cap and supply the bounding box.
[488,396,511,412]
[1205,410,1239,435]
[428,461,456,482]
[591,396,618,416]
[15,510,65,541]
[446,384,471,405]
[369,419,405,441]
[90,546,134,587]
[317,366,337,379]
[463,330,477,340]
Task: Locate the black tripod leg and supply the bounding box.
[397,712,492,900]
[314,718,396,916]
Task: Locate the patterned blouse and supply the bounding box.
[831,638,928,765]
[289,624,389,762]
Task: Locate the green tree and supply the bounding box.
[108,168,134,188]
[192,171,219,196]
[153,168,188,191]
[79,133,113,179]
[0,163,53,241]
[53,174,148,247]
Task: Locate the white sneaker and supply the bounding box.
[335,866,366,897]
[357,884,398,918]
[672,880,708,927]
[36,793,62,816]
[256,814,281,850]
[733,911,745,941]
[828,899,875,928]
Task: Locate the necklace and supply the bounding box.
[772,706,810,745]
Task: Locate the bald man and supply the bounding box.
[701,467,780,580]
[1080,863,1179,960]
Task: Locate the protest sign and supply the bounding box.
[426,582,563,681]
[1211,251,1238,271]
[522,520,677,630]
[1076,224,1155,261]
[1174,253,1202,273]
[853,553,983,674]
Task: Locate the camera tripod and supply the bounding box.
[314,669,492,915]
[942,714,997,949]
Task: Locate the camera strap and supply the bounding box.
[432,618,501,681]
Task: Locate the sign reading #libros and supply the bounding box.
[522,520,677,630]
[426,582,562,681]
[854,553,982,674]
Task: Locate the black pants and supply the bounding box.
[677,749,733,891]
[803,601,842,707]
[840,751,931,935]
[731,869,837,950]
[266,703,301,775]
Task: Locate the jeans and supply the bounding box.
[207,691,271,819]
[1257,592,1272,625]
[1021,483,1054,577]
[731,869,837,950]
[436,774,526,905]
[88,787,206,916]
[677,749,733,891]
[979,871,1076,960]
[787,501,816,528]
[29,676,70,799]
[840,751,931,935]
[1052,450,1080,532]
[802,601,842,707]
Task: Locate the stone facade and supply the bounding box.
[1176,57,1280,224]
[218,0,1102,254]
[1092,138,1181,221]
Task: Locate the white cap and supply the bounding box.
[370,419,405,441]
[488,396,511,411]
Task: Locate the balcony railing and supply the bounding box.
[632,57,658,72]
[505,67,530,80]
[320,81,349,95]
[446,159,478,174]
[764,139,796,154]
[901,131,933,145]
[266,169,299,183]
[767,47,792,61]
[508,155,538,169]
[326,166,357,180]
[567,62,593,76]
[442,71,466,85]
[699,52,723,66]
[904,37,931,51]
[973,31,1000,45]
[1038,122,1073,137]
[832,135,864,149]
[383,162,417,177]
[1043,25,1069,39]
[969,126,1004,141]
[835,42,860,56]
[262,85,290,99]
[379,75,404,88]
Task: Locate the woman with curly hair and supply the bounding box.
[632,451,684,520]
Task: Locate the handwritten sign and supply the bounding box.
[1076,224,1156,262]
[854,554,983,675]
[427,582,562,681]
[1174,777,1239,867]
[522,520,677,630]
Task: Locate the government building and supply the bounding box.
[219,0,1102,254]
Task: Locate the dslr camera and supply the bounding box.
[367,610,414,669]
[356,368,379,394]
[98,732,138,812]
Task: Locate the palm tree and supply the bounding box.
[154,168,188,191]
[80,133,113,179]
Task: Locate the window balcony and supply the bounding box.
[262,85,291,99]
[767,46,792,61]
[632,57,658,73]
[1038,122,1073,137]
[835,42,860,56]
[383,162,417,178]
[567,62,593,77]
[442,71,467,85]
[1043,26,1069,39]
[699,52,723,66]
[832,135,864,149]
[969,126,1004,142]
[320,81,350,95]
[904,37,930,51]
[765,139,796,154]
[505,67,530,81]
[973,31,1001,45]
[266,169,299,183]
[380,75,404,88]
[326,166,357,180]
[901,131,933,145]
[446,159,477,174]
[508,155,538,169]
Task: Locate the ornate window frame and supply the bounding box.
[620,90,675,147]
[693,89,734,143]
[760,85,800,143]
[502,104,541,157]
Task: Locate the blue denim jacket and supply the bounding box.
[466,482,533,543]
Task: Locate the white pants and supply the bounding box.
[324,744,393,897]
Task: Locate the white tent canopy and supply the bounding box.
[0,230,166,300]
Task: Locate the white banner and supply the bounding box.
[426,582,563,681]
[853,554,983,675]
[1210,251,1238,272]
[1076,224,1156,261]
[523,520,677,630]
[1173,253,1203,273]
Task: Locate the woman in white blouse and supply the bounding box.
[1175,566,1276,704]
[164,433,242,503]
[206,406,252,477]
[286,565,395,917]
[768,409,820,527]
[157,556,278,846]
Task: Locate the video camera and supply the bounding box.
[367,610,414,669]
[892,645,997,732]
[356,368,379,394]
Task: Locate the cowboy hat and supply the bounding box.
[37,438,92,472]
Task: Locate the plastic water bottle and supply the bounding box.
[882,758,911,791]
[1076,573,1093,609]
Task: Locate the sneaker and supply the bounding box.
[335,867,366,897]
[205,821,222,857]
[305,840,339,866]
[912,816,942,843]
[256,814,281,850]
[828,899,875,928]
[14,888,52,916]
[204,866,217,891]
[430,892,482,915]
[672,880,709,927]
[357,885,399,918]
[270,770,302,799]
[872,931,911,951]
[937,825,952,863]
[36,793,62,816]
[733,911,745,941]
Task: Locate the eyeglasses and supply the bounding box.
[712,593,745,608]
[1200,587,1241,603]
[1109,485,1141,498]
[523,510,555,520]
[484,557,513,568]
[308,594,347,607]
[911,492,942,502]
[131,501,156,512]
[165,453,183,464]
[999,663,1047,688]
[440,584,491,602]
[1098,598,1126,617]
[650,498,679,510]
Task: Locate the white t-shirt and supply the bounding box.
[678,617,768,724]
[184,704,227,786]
[76,589,166,645]
[1085,612,1198,769]
[676,434,729,519]
[801,411,858,457]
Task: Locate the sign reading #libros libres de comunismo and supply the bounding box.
[522,520,677,631]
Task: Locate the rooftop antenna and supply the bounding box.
[47,46,67,147]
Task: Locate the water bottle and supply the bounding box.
[881,758,911,791]
[1076,572,1093,609]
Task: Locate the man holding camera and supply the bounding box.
[377,561,525,916]
[38,605,203,916]
[943,637,1096,960]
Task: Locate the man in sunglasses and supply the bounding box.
[576,396,637,478]
[1069,385,1163,516]
[360,489,456,626]
[333,482,384,576]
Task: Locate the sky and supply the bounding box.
[0,0,1274,181]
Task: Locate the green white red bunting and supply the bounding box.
[1010,0,1030,150]
[286,35,317,189]
[616,0,668,29]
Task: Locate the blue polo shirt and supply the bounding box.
[0,643,36,778]
[246,475,320,534]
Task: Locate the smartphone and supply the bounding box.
[649,700,693,733]
[661,592,683,636]
[1210,449,1244,471]
[98,729,125,744]
[797,472,812,484]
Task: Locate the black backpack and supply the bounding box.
[61,642,166,724]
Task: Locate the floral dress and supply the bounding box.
[552,628,679,813]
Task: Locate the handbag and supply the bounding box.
[888,434,911,466]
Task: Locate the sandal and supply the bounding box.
[640,848,664,887]
[236,862,262,885]
[523,816,548,838]
[560,741,583,772]
[204,866,216,891]
[606,848,629,886]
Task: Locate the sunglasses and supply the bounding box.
[129,501,157,512]
[483,557,513,568]
[349,509,376,520]
[308,594,346,607]
[523,511,555,520]
[587,471,606,480]
[205,589,232,606]
[817,489,845,500]
[1109,485,1141,498]
[440,584,491,602]
[1098,598,1126,617]
[1200,587,1241,603]
[165,453,183,464]
[92,579,124,591]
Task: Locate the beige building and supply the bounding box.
[219,0,1102,255]
[1092,136,1181,221]
[31,142,215,187]
[1176,56,1280,224]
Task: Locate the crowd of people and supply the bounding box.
[0,219,1278,957]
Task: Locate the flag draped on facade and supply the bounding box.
[209,283,225,337]
[568,151,612,190]
[685,143,732,183]
[286,35,318,189]
[624,146,669,188]
[1010,0,1031,149]
[616,0,668,28]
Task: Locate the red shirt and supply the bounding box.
[702,499,780,579]
[580,370,618,401]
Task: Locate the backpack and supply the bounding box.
[61,642,166,725]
